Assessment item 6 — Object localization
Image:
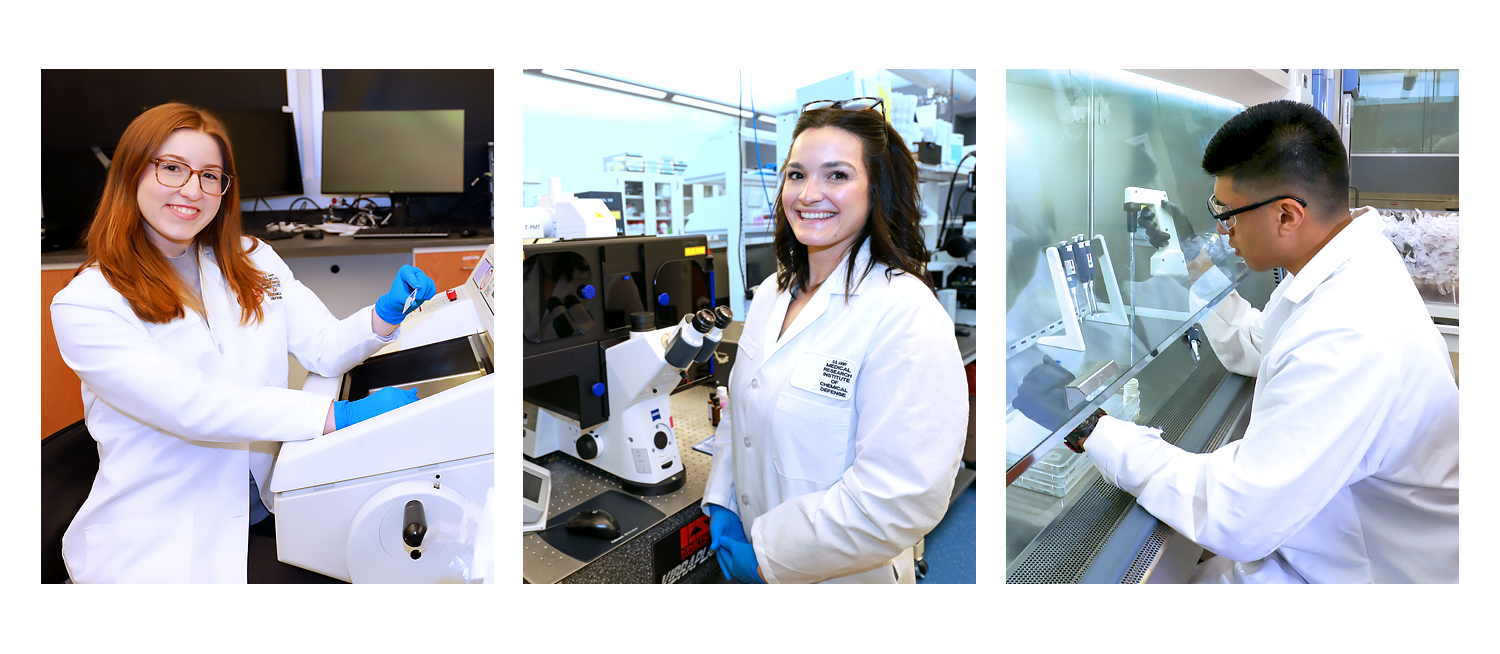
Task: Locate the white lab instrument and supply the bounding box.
[522,459,552,532]
[1125,187,1187,277]
[525,307,732,495]
[270,245,498,584]
[522,177,617,239]
[1085,213,1459,583]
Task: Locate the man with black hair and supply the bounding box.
[1063,100,1459,583]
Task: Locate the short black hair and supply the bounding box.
[1201,100,1349,219]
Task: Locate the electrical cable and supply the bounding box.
[737,69,747,297]
[249,196,282,226]
[940,151,976,253]
[288,196,326,224]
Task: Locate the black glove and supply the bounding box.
[1140,208,1172,249]
[1158,200,1195,247]
[1013,355,1075,432]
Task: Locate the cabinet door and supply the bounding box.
[414,250,485,291]
[42,269,85,439]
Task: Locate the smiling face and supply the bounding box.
[137,128,224,256]
[782,126,871,264]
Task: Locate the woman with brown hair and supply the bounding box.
[700,99,968,583]
[50,103,436,583]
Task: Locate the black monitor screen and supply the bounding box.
[523,472,542,503]
[744,242,778,285]
[321,109,464,194]
[216,110,303,198]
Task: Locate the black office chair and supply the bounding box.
[40,419,99,583]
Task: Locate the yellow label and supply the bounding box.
[597,211,608,219]
[684,246,706,257]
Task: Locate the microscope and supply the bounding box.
[526,306,731,495]
[522,234,727,496]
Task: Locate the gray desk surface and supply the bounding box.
[41,232,495,266]
[523,385,719,584]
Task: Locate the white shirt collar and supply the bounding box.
[1281,212,1385,304]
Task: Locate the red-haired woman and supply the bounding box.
[50,103,436,583]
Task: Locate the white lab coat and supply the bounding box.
[1086,213,1459,583]
[50,237,394,583]
[702,242,968,584]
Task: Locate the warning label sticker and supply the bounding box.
[790,352,859,401]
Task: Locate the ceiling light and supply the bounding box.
[541,69,668,100]
[669,94,753,118]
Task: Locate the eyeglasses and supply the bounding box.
[801,97,886,120]
[1206,194,1305,230]
[152,158,232,196]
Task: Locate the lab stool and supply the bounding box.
[40,420,97,583]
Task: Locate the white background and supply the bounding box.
[5,1,1490,651]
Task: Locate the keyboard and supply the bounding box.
[351,226,453,239]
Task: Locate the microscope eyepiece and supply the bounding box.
[691,309,715,334]
[712,306,734,328]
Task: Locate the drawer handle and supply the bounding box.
[460,266,476,271]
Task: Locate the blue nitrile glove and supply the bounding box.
[719,536,765,584]
[374,265,438,325]
[334,387,419,430]
[706,504,746,580]
[706,504,746,551]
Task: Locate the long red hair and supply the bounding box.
[76,103,274,326]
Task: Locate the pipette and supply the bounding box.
[1060,239,1082,320]
[1076,235,1098,316]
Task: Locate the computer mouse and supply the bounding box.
[458,228,479,238]
[302,229,324,239]
[564,509,620,540]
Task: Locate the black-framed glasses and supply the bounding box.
[801,97,886,120]
[152,158,232,196]
[1207,194,1305,230]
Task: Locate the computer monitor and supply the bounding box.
[743,241,778,286]
[321,109,464,194]
[215,110,303,198]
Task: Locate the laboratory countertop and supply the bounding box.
[40,230,495,266]
[956,330,976,365]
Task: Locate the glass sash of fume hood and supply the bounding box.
[1005,69,1252,478]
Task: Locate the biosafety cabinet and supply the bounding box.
[1005,70,1277,583]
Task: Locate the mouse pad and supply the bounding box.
[538,490,667,563]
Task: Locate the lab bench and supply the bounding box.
[40,231,495,266]
[524,381,977,584]
[523,384,727,584]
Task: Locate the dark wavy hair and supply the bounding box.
[772,107,932,299]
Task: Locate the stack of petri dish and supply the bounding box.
[1013,444,1092,497]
